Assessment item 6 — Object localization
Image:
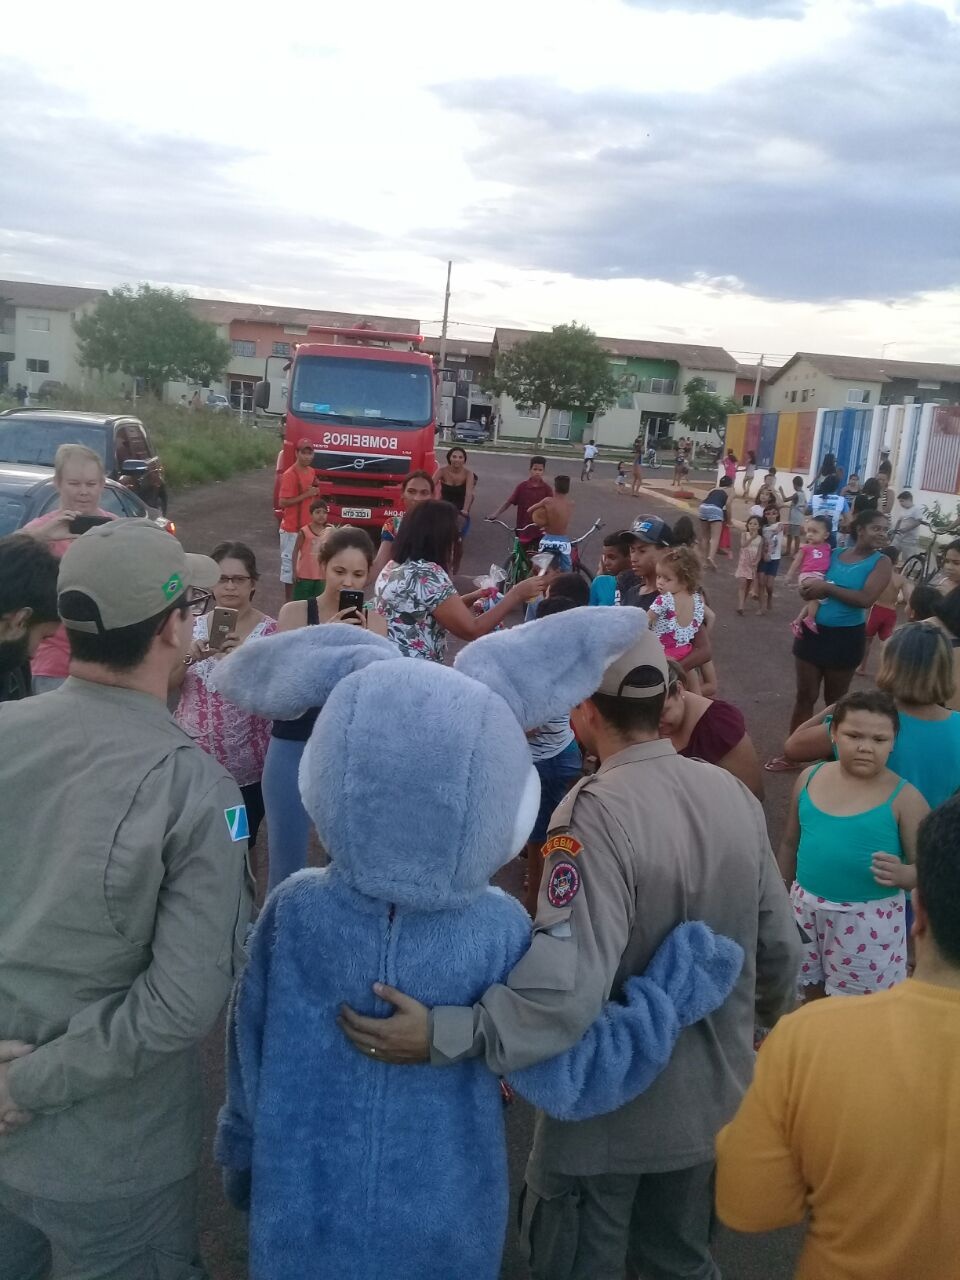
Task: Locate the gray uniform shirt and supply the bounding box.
[430,739,801,1177]
[0,678,253,1201]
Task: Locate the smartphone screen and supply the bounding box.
[207,607,239,650]
[338,590,365,616]
[68,514,112,535]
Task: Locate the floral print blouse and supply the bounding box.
[374,559,458,661]
[174,615,278,785]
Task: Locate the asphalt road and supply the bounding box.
[173,450,808,1280]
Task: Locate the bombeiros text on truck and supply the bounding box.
[256,324,468,528]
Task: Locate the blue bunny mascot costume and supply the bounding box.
[211,607,743,1280]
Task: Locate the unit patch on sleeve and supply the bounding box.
[542,833,584,860]
[546,861,581,909]
[224,805,250,843]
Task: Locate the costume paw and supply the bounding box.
[639,921,744,1028]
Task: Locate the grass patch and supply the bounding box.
[0,389,280,491]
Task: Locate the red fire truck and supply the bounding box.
[257,326,441,529]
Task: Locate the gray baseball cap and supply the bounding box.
[58,520,219,633]
[597,625,669,700]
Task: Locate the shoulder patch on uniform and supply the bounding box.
[547,861,581,909]
[542,833,584,860]
[224,805,249,842]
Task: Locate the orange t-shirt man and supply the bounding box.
[278,441,319,589]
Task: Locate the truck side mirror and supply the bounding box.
[452,394,469,425]
[254,380,271,410]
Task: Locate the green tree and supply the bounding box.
[74,284,230,397]
[486,323,620,445]
[677,377,743,439]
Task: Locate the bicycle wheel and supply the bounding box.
[572,551,594,583]
[503,547,530,591]
[901,553,927,586]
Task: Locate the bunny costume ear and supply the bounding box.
[209,625,395,719]
[453,606,650,730]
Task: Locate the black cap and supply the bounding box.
[628,515,673,548]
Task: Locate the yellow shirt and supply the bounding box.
[716,980,960,1279]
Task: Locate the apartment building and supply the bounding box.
[491,328,738,448]
[763,352,960,413]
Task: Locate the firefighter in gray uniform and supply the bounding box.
[341,626,801,1280]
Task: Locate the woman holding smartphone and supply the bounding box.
[172,542,277,848]
[262,528,388,892]
[21,443,116,692]
[374,500,541,661]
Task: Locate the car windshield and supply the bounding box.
[290,356,432,429]
[0,419,106,467]
[0,493,28,537]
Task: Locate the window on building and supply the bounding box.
[703,380,718,393]
[548,409,572,440]
[517,403,541,418]
[26,316,50,332]
[441,369,458,384]
[229,378,256,412]
[26,358,50,373]
[741,394,751,407]
[847,388,870,404]
[801,389,809,402]
[231,340,257,358]
[639,377,677,395]
[272,341,291,357]
[790,390,797,403]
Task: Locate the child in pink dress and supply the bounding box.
[785,515,833,636]
[735,516,763,615]
[648,546,705,684]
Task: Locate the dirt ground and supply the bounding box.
[171,450,828,1279]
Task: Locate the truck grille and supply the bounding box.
[311,451,411,477]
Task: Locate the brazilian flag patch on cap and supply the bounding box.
[162,572,183,600]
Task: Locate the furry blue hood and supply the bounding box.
[212,608,647,910]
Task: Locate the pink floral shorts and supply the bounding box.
[791,883,908,996]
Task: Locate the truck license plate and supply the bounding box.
[341,506,372,519]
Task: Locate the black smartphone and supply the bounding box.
[338,590,365,616]
[68,514,112,535]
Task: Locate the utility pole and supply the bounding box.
[438,260,452,434]
[750,355,765,411]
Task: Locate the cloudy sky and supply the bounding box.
[2,0,959,364]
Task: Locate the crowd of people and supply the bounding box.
[0,442,958,1280]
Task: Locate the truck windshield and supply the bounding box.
[0,420,106,467]
[291,356,432,429]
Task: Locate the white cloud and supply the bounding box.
[0,0,957,362]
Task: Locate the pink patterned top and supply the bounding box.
[174,615,278,785]
[647,590,705,662]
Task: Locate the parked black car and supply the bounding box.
[452,421,490,444]
[0,464,175,538]
[0,409,168,512]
